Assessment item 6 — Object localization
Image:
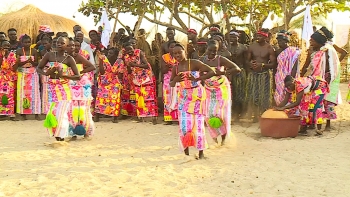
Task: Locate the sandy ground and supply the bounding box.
[0,84,349,197]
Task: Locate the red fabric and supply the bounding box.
[187,29,197,35]
[257,31,269,37]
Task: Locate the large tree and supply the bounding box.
[78,0,350,36]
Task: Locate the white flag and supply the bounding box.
[99,9,111,48]
[301,5,313,48]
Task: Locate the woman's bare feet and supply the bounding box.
[184,148,189,156]
[10,117,19,121]
[213,138,219,144]
[94,114,100,122]
[70,136,77,141]
[198,150,205,159]
[152,117,157,125]
[221,134,226,146]
[35,114,41,121]
[164,121,172,125]
[315,130,323,136]
[112,117,118,123]
[21,114,27,120]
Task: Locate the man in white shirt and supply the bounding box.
[75,31,95,65]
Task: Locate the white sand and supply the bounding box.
[0,84,349,197]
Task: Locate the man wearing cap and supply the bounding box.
[246,29,277,122]
[208,25,221,38]
[228,30,248,121]
[187,29,198,59]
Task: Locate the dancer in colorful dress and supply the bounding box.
[37,36,82,141]
[308,28,340,131]
[94,49,123,123]
[200,40,241,145]
[161,40,178,124]
[274,31,300,106]
[120,41,158,124]
[169,43,215,159]
[66,38,95,139]
[0,40,17,120]
[276,75,329,136]
[14,35,41,120]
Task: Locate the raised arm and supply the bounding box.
[333,44,348,62]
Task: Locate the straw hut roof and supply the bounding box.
[0,5,86,42]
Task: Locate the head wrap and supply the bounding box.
[311,29,328,45]
[39,25,52,33]
[257,30,269,38]
[320,26,334,40]
[197,42,207,45]
[210,27,220,32]
[187,29,197,35]
[276,30,290,41]
[229,31,240,36]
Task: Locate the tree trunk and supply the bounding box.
[134,12,145,35]
[109,7,120,47]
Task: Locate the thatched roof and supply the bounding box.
[0,5,86,41]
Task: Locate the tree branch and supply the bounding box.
[143,15,186,33]
[172,1,188,29]
[292,7,306,17]
[178,10,205,24]
[199,21,220,37]
[117,18,127,29]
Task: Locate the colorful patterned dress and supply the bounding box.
[45,62,94,138]
[120,49,158,117]
[202,56,231,139]
[285,76,329,126]
[274,46,300,105]
[17,52,41,114]
[68,63,95,136]
[162,53,178,121]
[0,52,17,116]
[95,56,122,117]
[177,67,208,151]
[322,44,341,120]
[78,50,95,116]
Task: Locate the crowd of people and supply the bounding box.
[0,23,349,159]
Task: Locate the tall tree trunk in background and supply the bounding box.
[221,1,230,32]
[110,7,120,47]
[134,12,145,36]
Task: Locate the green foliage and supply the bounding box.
[78,0,350,35]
